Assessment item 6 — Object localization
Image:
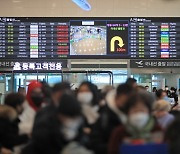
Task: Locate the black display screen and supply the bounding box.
[0,17,180,60]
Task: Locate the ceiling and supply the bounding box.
[0,0,179,17]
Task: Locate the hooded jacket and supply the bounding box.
[89,90,126,154]
[19,81,42,135]
[0,105,28,150]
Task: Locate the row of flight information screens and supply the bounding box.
[0,17,180,59]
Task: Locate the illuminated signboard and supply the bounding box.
[0,17,180,60]
[130,60,180,68]
[0,60,67,71]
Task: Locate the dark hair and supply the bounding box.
[52,82,70,93]
[123,92,152,114]
[136,85,146,91]
[40,81,53,104]
[156,89,164,98]
[5,93,25,109]
[78,81,99,106]
[171,87,177,92]
[58,93,81,117]
[116,83,133,96]
[165,116,180,154]
[153,87,157,90]
[126,78,137,87]
[41,81,52,97]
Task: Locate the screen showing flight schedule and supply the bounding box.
[0,17,180,60]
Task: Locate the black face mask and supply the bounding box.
[31,95,44,107]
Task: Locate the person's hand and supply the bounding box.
[1,147,12,154]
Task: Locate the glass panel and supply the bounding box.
[5,74,13,93]
[14,73,26,92]
[0,74,6,104]
[132,74,152,91]
[63,73,88,89]
[88,73,111,89]
[37,73,46,82]
[112,70,128,87]
[47,73,62,87]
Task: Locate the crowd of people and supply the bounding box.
[0,78,180,154]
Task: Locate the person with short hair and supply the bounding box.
[21,82,73,154]
[156,89,167,100]
[5,93,25,115]
[22,93,92,154]
[52,82,71,106]
[126,78,137,89]
[153,100,174,129]
[0,93,28,152]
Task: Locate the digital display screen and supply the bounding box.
[70,21,106,56]
[0,17,180,60]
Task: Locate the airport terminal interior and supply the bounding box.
[0,0,180,154]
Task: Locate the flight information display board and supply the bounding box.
[0,17,180,60]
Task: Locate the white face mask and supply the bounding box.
[129,112,149,130]
[77,92,93,104]
[61,118,82,141]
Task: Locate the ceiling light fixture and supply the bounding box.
[71,0,91,11]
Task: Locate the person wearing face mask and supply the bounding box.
[34,82,71,126]
[21,82,72,154]
[108,92,162,154]
[59,94,94,154]
[19,81,43,135]
[89,83,133,154]
[22,93,92,154]
[77,82,100,131]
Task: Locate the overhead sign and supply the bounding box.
[107,21,128,55]
[1,17,180,60]
[130,60,180,68]
[0,60,67,71]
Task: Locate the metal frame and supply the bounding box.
[0,70,114,92]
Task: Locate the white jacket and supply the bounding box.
[106,90,127,124]
[19,101,36,135]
